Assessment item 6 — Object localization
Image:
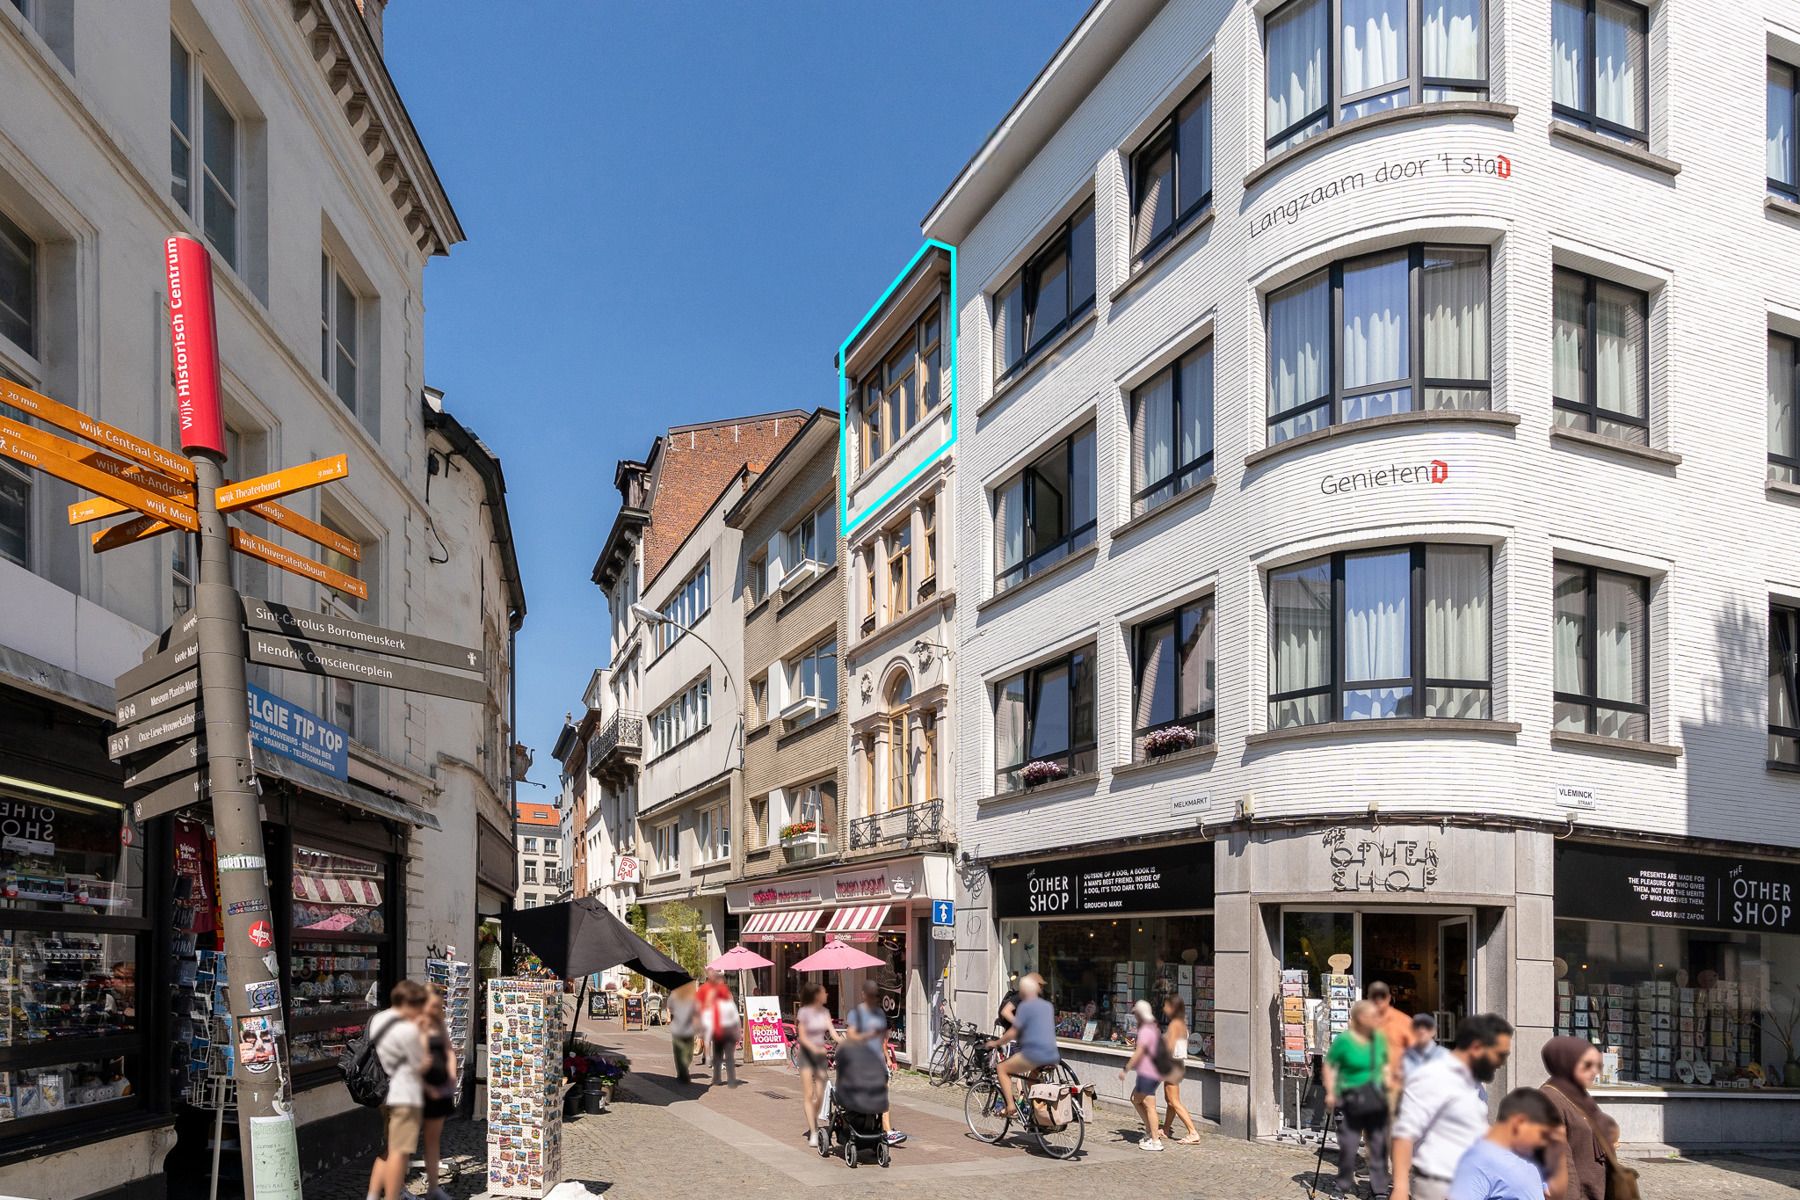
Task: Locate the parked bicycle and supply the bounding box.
[925,1017,991,1087]
[962,1050,1086,1159]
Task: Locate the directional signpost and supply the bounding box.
[0,235,489,1200]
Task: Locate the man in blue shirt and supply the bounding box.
[988,972,1059,1118]
[1447,1088,1568,1200]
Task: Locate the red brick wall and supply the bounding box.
[642,415,805,588]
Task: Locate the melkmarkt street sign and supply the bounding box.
[134,771,206,822]
[240,597,485,672]
[123,737,202,789]
[115,636,200,698]
[245,630,486,703]
[107,702,200,759]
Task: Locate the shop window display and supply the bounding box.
[0,794,143,917]
[1019,916,1215,1058]
[289,844,389,1074]
[1555,919,1800,1089]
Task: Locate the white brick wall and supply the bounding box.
[941,0,1800,863]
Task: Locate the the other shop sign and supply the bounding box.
[993,843,1213,919]
[1556,843,1798,935]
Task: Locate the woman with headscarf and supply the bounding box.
[1538,1036,1620,1200]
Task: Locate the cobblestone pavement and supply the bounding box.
[309,1023,1800,1198]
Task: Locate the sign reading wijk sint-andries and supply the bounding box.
[1556,842,1799,935]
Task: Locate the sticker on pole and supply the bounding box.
[247,919,274,949]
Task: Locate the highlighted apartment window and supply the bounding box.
[838,240,958,536]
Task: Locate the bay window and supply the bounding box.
[1772,60,1798,201]
[1552,0,1648,146]
[1771,334,1798,485]
[993,645,1096,791]
[1553,269,1649,446]
[1553,561,1649,741]
[1771,604,1800,767]
[1133,597,1216,758]
[1268,245,1490,444]
[1131,81,1212,260]
[994,203,1096,380]
[1132,341,1213,517]
[1269,544,1492,728]
[859,305,943,468]
[993,423,1096,592]
[1264,0,1488,153]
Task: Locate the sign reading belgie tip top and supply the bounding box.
[246,683,347,780]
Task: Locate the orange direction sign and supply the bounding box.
[215,454,348,513]
[231,528,368,601]
[92,514,175,553]
[0,377,192,481]
[0,417,198,531]
[73,490,360,561]
[2,417,192,506]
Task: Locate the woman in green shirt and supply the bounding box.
[1323,999,1390,1198]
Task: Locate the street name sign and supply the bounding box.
[123,737,202,789]
[230,528,368,600]
[214,453,349,513]
[245,630,485,703]
[0,377,193,480]
[108,702,200,760]
[115,668,200,726]
[115,636,200,697]
[241,597,484,672]
[133,771,206,823]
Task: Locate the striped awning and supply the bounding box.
[743,908,824,938]
[824,904,890,934]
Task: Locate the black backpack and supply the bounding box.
[340,1017,399,1107]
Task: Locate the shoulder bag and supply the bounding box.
[1548,1083,1640,1200]
[1337,1036,1389,1130]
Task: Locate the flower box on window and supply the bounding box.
[779,821,828,862]
[1020,761,1069,788]
[1143,726,1200,758]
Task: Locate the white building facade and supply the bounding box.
[936,0,1800,1147]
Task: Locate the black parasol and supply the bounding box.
[502,897,691,989]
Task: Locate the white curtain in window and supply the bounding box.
[1594,0,1646,131]
[1425,546,1490,716]
[1421,248,1490,407]
[1269,562,1331,723]
[1772,611,1798,736]
[1135,371,1174,493]
[1422,0,1481,83]
[1551,0,1587,112]
[1136,622,1174,731]
[1180,345,1214,470]
[1552,273,1587,409]
[1266,0,1327,143]
[1134,145,1173,257]
[1770,337,1796,480]
[1180,603,1215,718]
[995,477,1025,579]
[994,678,1026,770]
[1769,62,1796,185]
[1341,0,1406,98]
[1342,551,1411,711]
[1594,283,1645,422]
[1342,253,1410,420]
[1268,274,1330,439]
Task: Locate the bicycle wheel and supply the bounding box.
[1035,1109,1085,1160]
[926,1040,955,1087]
[964,1079,1010,1143]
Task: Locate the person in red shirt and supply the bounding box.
[696,970,740,1086]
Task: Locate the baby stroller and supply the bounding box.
[818,1038,891,1168]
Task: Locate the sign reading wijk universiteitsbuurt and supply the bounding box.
[1556,842,1799,936]
[993,843,1213,919]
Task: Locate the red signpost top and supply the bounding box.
[164,235,227,459]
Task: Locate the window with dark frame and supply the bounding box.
[993,203,1096,381]
[993,423,1096,594]
[1552,268,1649,446]
[1771,333,1799,485]
[1553,560,1650,742]
[1267,244,1491,444]
[1133,596,1217,759]
[1131,80,1212,261]
[1268,544,1493,728]
[1264,0,1489,154]
[1772,59,1799,201]
[1772,603,1800,767]
[992,645,1097,792]
[1132,341,1214,517]
[169,33,240,269]
[0,206,34,356]
[859,304,943,469]
[320,253,358,414]
[1551,0,1649,147]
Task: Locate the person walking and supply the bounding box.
[796,982,835,1147]
[1369,981,1413,1089]
[363,979,427,1200]
[1446,1089,1568,1200]
[698,969,741,1086]
[666,980,699,1085]
[1391,1014,1515,1200]
[1537,1036,1626,1200]
[1405,1013,1447,1075]
[845,979,907,1145]
[1120,998,1165,1152]
[417,985,458,1200]
[1324,999,1392,1198]
[1160,994,1201,1145]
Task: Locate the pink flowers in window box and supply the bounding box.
[1143,726,1199,757]
[1020,761,1069,787]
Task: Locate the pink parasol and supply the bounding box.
[789,937,885,973]
[708,945,774,971]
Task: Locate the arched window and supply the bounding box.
[885,674,913,810]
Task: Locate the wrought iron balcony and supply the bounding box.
[587,712,642,779]
[848,799,944,852]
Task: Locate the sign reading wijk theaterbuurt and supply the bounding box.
[1556,842,1799,935]
[993,843,1213,918]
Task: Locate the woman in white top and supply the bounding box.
[795,982,835,1147]
[1160,994,1201,1144]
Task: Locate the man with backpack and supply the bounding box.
[361,979,428,1200]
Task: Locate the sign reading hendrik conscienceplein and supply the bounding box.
[993,843,1214,919]
[1555,842,1799,936]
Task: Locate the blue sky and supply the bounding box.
[384,2,1090,791]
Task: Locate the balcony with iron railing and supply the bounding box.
[587,712,642,779]
[847,799,945,855]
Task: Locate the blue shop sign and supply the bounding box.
[246,683,348,780]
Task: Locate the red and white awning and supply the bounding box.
[743,908,824,938]
[824,904,889,934]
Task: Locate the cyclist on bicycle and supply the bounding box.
[987,972,1059,1118]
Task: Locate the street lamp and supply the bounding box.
[628,603,742,770]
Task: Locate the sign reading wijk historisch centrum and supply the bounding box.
[1556,842,1799,935]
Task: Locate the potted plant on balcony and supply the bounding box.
[1019,760,1068,789]
[1142,726,1199,759]
[779,820,828,860]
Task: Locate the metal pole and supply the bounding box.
[192,450,293,1193]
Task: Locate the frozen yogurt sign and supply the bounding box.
[1250,151,1513,240]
